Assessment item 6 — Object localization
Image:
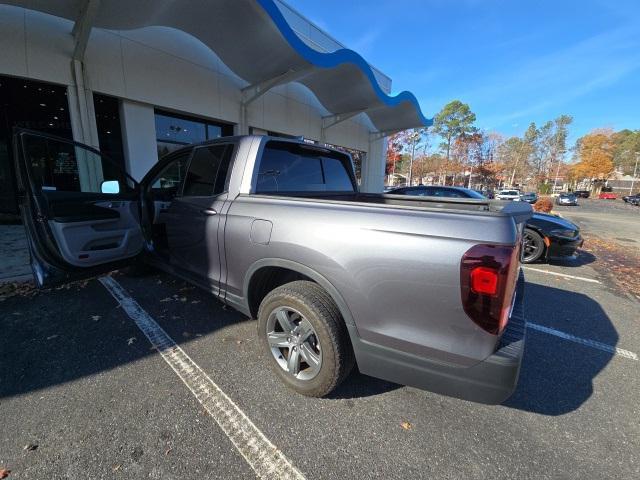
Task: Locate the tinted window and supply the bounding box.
[151,151,191,194]
[322,156,355,191]
[404,187,434,196]
[0,76,73,213]
[432,187,464,198]
[183,144,233,196]
[256,142,354,193]
[21,133,131,194]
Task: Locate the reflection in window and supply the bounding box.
[256,142,355,193]
[94,93,125,172]
[22,133,131,194]
[154,110,233,160]
[0,76,72,213]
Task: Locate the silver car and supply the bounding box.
[13,129,531,403]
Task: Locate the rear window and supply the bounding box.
[255,141,354,193]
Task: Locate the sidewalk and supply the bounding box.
[0,225,32,282]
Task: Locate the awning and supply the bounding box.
[6,0,431,134]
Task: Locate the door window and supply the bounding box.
[182,144,234,197]
[20,133,132,194]
[150,151,191,197]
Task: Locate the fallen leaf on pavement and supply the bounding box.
[23,444,38,451]
[179,297,187,302]
[160,297,172,303]
[400,421,413,430]
[46,335,58,340]
[127,337,136,345]
[191,300,200,304]
[91,315,101,321]
[112,464,121,472]
[164,448,172,456]
[182,332,192,338]
[0,468,11,479]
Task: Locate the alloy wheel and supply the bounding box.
[266,306,322,381]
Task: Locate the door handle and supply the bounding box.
[200,208,218,216]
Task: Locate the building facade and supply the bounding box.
[0,0,428,214]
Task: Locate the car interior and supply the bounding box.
[17,131,144,268]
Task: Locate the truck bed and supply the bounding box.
[248,191,532,221]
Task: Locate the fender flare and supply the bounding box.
[243,258,357,327]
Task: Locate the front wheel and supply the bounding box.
[522,229,545,263]
[257,281,354,397]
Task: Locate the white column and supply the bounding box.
[360,136,386,193]
[119,100,159,181]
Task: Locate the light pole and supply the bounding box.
[552,158,562,193]
[629,153,639,194]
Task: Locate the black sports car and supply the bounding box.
[523,212,583,263]
[387,185,583,263]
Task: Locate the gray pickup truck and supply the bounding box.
[14,129,530,403]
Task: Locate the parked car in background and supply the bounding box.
[523,213,583,263]
[13,129,531,403]
[496,189,521,201]
[555,193,578,206]
[574,190,590,198]
[520,192,538,204]
[629,196,640,206]
[388,185,581,264]
[598,192,617,200]
[622,193,640,203]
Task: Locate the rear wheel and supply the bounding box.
[522,229,545,263]
[257,281,354,397]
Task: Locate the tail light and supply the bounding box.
[460,243,520,335]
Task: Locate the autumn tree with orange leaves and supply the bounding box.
[572,129,615,182]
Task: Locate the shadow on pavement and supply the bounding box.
[504,282,616,415]
[548,249,596,267]
[1,273,617,410]
[0,272,400,400]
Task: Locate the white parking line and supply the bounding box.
[527,323,638,361]
[99,276,306,480]
[522,266,601,284]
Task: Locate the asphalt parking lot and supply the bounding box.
[1,199,639,479]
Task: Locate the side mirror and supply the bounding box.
[101,180,120,194]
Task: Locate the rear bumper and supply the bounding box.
[350,272,526,404]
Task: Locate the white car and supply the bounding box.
[496,189,521,201]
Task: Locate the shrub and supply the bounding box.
[533,198,553,213]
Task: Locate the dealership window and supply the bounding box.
[0,76,72,214]
[94,94,125,167]
[155,110,233,159]
[93,93,126,183]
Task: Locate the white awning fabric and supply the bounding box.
[7,0,431,133]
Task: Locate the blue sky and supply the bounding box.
[286,0,640,144]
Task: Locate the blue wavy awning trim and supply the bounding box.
[256,0,432,129]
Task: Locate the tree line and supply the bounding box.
[386,100,640,192]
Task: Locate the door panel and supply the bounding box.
[165,195,226,288]
[13,129,144,287]
[46,196,143,267]
[164,143,235,290]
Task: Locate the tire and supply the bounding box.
[257,280,354,397]
[522,228,545,264]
